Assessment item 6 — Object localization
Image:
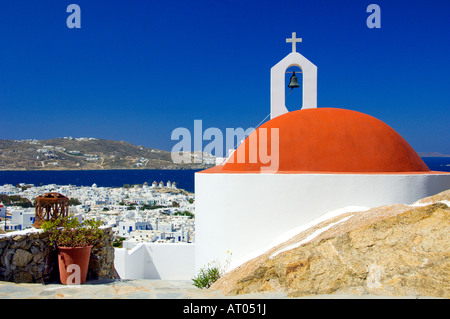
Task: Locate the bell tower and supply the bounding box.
[270,32,317,119]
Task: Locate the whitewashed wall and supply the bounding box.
[195,172,450,273]
[271,52,317,119]
[114,243,195,280]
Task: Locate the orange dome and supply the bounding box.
[210,108,430,173]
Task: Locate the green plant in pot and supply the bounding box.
[41,215,104,285]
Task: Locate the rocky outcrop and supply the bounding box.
[211,189,450,298]
[0,227,117,283]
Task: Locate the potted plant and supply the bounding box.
[41,215,104,285]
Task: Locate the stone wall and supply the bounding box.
[87,227,117,281]
[0,227,117,284]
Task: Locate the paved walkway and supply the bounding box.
[0,279,279,299]
[0,279,434,299]
[0,279,211,299]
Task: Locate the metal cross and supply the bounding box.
[286,32,302,53]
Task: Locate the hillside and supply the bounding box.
[0,138,214,171]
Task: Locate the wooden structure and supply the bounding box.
[32,192,69,228]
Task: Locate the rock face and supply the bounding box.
[211,189,450,298]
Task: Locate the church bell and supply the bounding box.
[288,71,300,89]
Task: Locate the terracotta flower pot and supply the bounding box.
[57,246,92,285]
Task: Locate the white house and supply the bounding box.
[10,210,35,230]
[118,220,152,237]
[123,230,158,248]
[2,222,21,232]
[0,203,5,218]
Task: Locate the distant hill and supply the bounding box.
[0,138,215,171]
[418,152,450,158]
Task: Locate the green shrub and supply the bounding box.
[41,215,104,247]
[113,237,126,248]
[174,211,194,218]
[192,251,232,289]
[192,263,222,289]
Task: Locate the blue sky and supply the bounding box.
[0,0,449,154]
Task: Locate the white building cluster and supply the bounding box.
[0,181,195,248]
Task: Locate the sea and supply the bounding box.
[0,158,449,194]
[0,169,203,193]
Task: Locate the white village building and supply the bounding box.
[195,32,450,272]
[10,209,35,230]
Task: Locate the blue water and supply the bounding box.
[0,169,203,193]
[421,157,450,172]
[0,158,448,193]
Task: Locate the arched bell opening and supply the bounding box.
[285,65,303,111]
